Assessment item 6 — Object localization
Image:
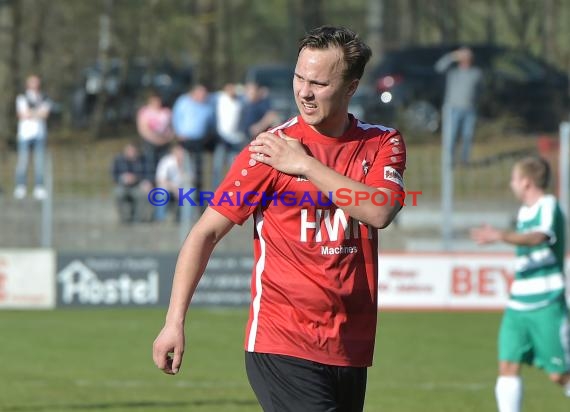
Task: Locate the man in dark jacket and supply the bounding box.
[111,142,153,223]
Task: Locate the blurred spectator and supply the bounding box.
[435,47,483,166]
[14,74,52,200]
[154,143,194,222]
[239,81,280,140]
[136,91,174,181]
[212,83,244,188]
[172,84,215,193]
[111,142,153,223]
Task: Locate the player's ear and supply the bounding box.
[347,79,359,97]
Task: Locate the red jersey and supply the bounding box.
[210,114,406,367]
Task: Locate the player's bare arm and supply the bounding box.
[470,224,549,246]
[249,130,401,228]
[153,208,235,375]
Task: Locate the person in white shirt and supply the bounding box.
[154,143,194,221]
[14,75,52,200]
[212,83,244,188]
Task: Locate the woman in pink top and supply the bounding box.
[137,92,174,180]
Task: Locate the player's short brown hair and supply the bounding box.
[516,156,551,190]
[298,26,371,82]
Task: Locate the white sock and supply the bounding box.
[564,381,570,397]
[495,376,523,412]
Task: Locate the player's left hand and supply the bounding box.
[249,130,310,175]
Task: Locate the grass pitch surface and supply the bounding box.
[1,309,568,411]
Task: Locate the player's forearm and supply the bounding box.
[302,157,401,228]
[18,109,38,119]
[164,210,234,326]
[37,107,50,119]
[164,225,219,326]
[434,53,454,73]
[500,230,548,246]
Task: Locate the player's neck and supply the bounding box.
[522,188,545,207]
[311,114,351,138]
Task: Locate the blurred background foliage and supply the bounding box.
[0,0,568,141]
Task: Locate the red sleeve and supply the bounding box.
[364,129,406,193]
[210,146,279,225]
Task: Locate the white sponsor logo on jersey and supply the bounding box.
[362,159,370,176]
[299,208,373,242]
[384,166,404,187]
[320,245,358,255]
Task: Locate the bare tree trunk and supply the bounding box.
[90,0,114,139]
[424,0,446,43]
[386,0,402,49]
[449,0,459,42]
[366,0,384,67]
[541,0,556,63]
[399,0,420,46]
[499,0,539,49]
[138,0,156,58]
[301,0,323,31]
[399,0,412,46]
[30,0,49,72]
[485,0,497,43]
[3,0,22,144]
[216,0,234,84]
[437,0,458,43]
[286,0,301,61]
[566,1,570,99]
[197,0,217,88]
[409,0,420,45]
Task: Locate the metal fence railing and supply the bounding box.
[1,128,564,253]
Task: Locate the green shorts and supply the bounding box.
[499,298,570,373]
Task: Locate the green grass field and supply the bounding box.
[1,309,568,412]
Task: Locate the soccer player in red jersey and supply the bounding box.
[153,26,407,411]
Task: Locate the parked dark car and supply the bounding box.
[71,58,193,128]
[370,44,570,132]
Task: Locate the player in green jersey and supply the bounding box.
[471,156,570,412]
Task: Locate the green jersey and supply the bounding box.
[509,194,566,311]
